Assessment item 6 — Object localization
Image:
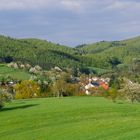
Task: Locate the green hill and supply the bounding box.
[0,35,81,69]
[77,36,140,68]
[0,35,140,71]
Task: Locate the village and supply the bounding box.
[0,62,110,98]
[82,77,110,95]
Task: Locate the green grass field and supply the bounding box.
[88,67,110,75]
[0,97,140,140]
[0,64,31,80]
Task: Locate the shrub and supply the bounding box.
[65,84,80,96]
[14,80,40,99]
[0,97,4,109]
[103,88,118,102]
[0,89,13,109]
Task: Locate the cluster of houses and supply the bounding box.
[81,77,110,95]
[0,78,18,88]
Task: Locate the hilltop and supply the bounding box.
[77,36,140,68]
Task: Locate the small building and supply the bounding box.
[83,76,109,95]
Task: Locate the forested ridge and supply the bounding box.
[0,35,82,69]
[0,35,140,70]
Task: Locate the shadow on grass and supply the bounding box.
[0,104,39,112]
[13,102,26,104]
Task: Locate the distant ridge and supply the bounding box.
[0,35,140,69]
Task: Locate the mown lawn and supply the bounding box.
[0,97,140,140]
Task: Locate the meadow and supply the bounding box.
[0,64,31,80]
[0,97,140,140]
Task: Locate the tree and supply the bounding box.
[0,89,13,109]
[109,74,120,89]
[72,66,78,77]
[4,56,13,63]
[120,78,140,103]
[0,90,4,109]
[108,57,121,69]
[103,88,118,102]
[52,76,67,97]
[130,58,140,74]
[38,80,49,97]
[79,66,90,75]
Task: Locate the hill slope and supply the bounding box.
[0,35,140,70]
[0,35,81,69]
[78,36,140,68]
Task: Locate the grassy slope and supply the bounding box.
[0,97,140,140]
[88,66,111,75]
[0,64,31,80]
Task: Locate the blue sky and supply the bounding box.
[0,0,140,46]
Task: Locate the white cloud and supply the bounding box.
[0,0,140,12]
[1,0,140,46]
[0,0,93,12]
[0,0,23,10]
[0,0,52,10]
[105,0,140,10]
[0,0,71,10]
[60,0,82,11]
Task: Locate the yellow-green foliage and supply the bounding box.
[14,80,40,99]
[104,88,118,102]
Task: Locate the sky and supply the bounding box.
[0,0,140,46]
